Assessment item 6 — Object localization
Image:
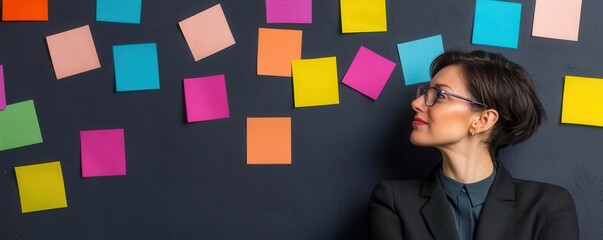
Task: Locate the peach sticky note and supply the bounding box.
[247,117,291,165]
[46,25,101,79]
[15,161,68,213]
[80,129,126,177]
[340,0,387,33]
[292,57,340,107]
[561,76,603,127]
[2,0,48,21]
[257,28,302,77]
[532,0,582,41]
[179,4,236,61]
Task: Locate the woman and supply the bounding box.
[369,50,579,240]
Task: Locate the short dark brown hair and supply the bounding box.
[430,50,546,159]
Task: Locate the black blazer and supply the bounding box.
[369,161,579,240]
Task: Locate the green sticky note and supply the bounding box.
[0,100,43,151]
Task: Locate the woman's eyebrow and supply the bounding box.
[432,83,455,92]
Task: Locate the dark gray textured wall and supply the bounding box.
[0,0,601,239]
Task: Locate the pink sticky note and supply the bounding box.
[0,65,5,110]
[342,46,396,100]
[80,129,126,177]
[46,25,101,79]
[179,4,236,61]
[266,0,312,24]
[184,74,230,122]
[532,0,582,41]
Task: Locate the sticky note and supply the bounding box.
[80,129,126,177]
[532,0,582,41]
[247,117,291,164]
[472,0,522,49]
[397,35,444,86]
[292,57,340,107]
[184,75,230,122]
[0,100,43,151]
[340,0,387,33]
[0,65,5,110]
[96,0,142,24]
[266,0,312,24]
[2,0,48,21]
[257,28,302,77]
[342,46,396,100]
[179,4,236,61]
[561,76,603,127]
[113,43,160,92]
[46,25,101,80]
[15,161,67,213]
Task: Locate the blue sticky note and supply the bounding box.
[472,0,522,49]
[397,35,444,86]
[113,43,160,92]
[96,0,142,24]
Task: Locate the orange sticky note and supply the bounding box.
[46,25,101,79]
[2,0,48,21]
[257,28,302,77]
[247,117,291,165]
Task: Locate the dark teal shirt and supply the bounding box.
[439,168,496,240]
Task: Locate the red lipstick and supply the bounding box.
[413,117,428,125]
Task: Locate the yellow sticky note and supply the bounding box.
[15,161,68,213]
[562,76,603,127]
[292,57,340,107]
[340,0,387,33]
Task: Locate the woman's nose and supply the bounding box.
[411,95,426,113]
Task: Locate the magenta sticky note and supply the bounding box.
[80,129,126,177]
[184,74,230,122]
[266,0,312,24]
[342,46,396,100]
[0,65,5,110]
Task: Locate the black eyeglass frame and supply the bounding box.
[417,85,488,108]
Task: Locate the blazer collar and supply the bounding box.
[419,160,515,240]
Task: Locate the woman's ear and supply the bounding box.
[472,109,499,134]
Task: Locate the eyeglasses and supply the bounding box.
[416,85,488,108]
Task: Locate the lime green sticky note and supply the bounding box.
[15,161,68,213]
[341,0,387,33]
[292,57,340,108]
[562,76,603,127]
[0,100,43,151]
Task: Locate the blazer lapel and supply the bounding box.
[474,161,516,240]
[420,167,459,240]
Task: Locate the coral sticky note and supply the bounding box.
[257,28,302,77]
[340,0,387,33]
[46,25,101,80]
[397,35,444,85]
[472,0,522,49]
[532,0,582,41]
[292,57,340,107]
[184,75,230,122]
[96,0,142,24]
[15,161,68,213]
[342,46,396,100]
[247,117,292,165]
[266,0,312,24]
[562,76,603,127]
[0,65,5,110]
[80,129,126,177]
[179,4,236,61]
[2,0,48,21]
[113,43,160,92]
[0,100,43,151]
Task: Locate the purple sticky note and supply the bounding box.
[0,65,5,110]
[80,129,126,177]
[342,46,396,100]
[266,0,312,24]
[184,74,230,122]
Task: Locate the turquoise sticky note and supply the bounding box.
[397,35,444,86]
[96,0,142,24]
[113,43,160,92]
[472,0,522,49]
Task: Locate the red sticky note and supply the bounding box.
[2,0,48,21]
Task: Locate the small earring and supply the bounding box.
[470,130,475,136]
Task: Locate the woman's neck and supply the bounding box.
[439,145,494,184]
